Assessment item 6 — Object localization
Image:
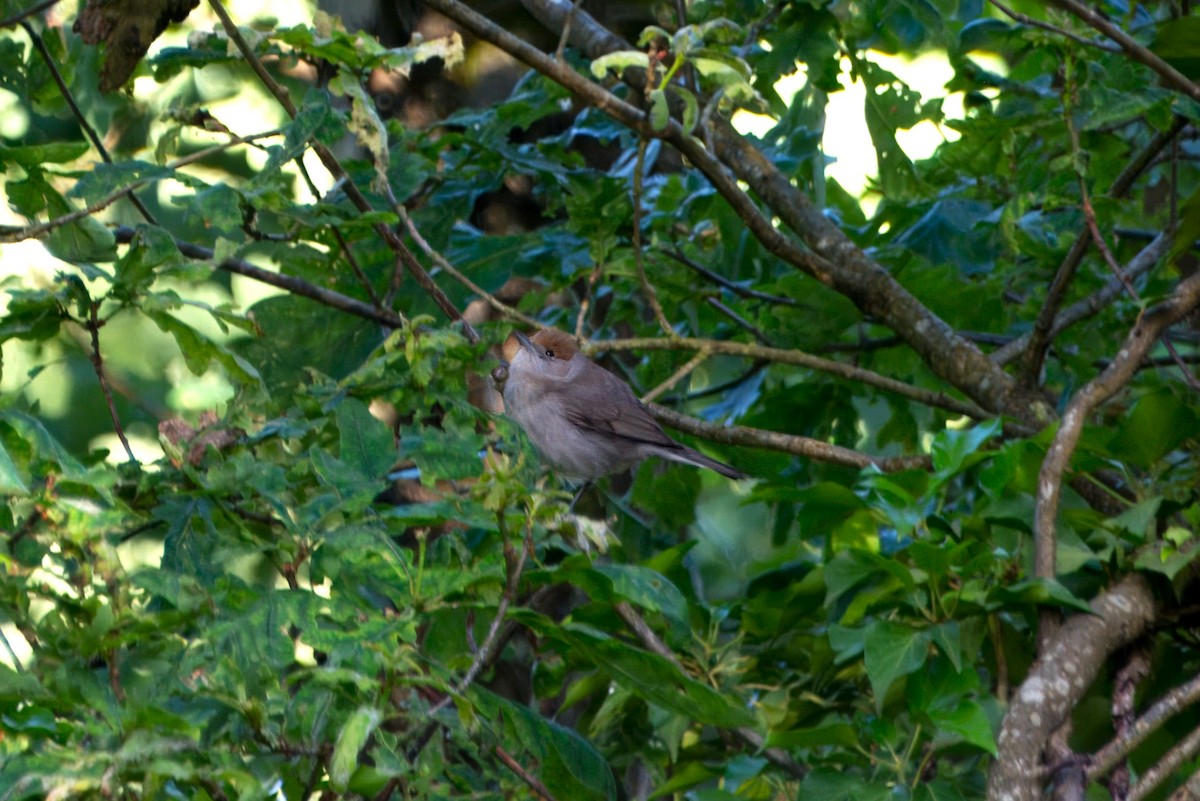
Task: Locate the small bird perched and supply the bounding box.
[497,328,746,481]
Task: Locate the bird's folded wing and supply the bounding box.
[557,375,680,448]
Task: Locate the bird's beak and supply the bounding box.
[514,331,536,353]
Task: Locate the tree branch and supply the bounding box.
[1129,724,1200,801]
[1089,671,1200,784]
[1032,269,1200,596]
[987,574,1157,801]
[1045,0,1200,104]
[589,336,989,419]
[84,302,137,464]
[993,231,1174,367]
[205,0,477,342]
[648,404,932,472]
[0,131,281,244]
[429,0,1034,420]
[112,227,407,328]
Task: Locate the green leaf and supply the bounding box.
[692,57,761,104]
[1104,497,1162,541]
[765,722,858,750]
[0,141,90,167]
[557,623,758,729]
[0,410,89,481]
[69,160,173,204]
[0,289,66,344]
[930,419,1002,474]
[149,43,240,81]
[989,579,1094,614]
[330,706,381,792]
[1105,389,1199,468]
[1153,16,1200,78]
[0,441,29,495]
[329,72,390,193]
[591,564,689,627]
[931,620,962,673]
[648,88,670,130]
[113,225,180,298]
[473,687,617,801]
[185,183,244,236]
[676,85,699,134]
[930,700,997,755]
[336,396,396,481]
[45,214,117,263]
[145,308,263,389]
[863,620,932,711]
[590,50,650,78]
[1133,538,1200,580]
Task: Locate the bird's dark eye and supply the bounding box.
[544,349,555,358]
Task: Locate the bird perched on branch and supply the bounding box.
[495,328,745,481]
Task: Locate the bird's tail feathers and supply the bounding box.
[662,445,747,480]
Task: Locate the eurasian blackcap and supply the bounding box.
[497,328,745,481]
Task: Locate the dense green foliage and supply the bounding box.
[1,0,1199,799]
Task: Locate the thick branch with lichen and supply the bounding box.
[987,574,1157,801]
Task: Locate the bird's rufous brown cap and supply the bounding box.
[501,328,579,363]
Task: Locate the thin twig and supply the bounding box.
[0,0,60,29]
[85,303,137,463]
[553,0,582,63]
[995,231,1174,366]
[112,226,407,329]
[206,0,477,342]
[0,131,282,244]
[590,336,990,420]
[1046,0,1200,104]
[631,139,674,336]
[663,248,798,306]
[292,150,383,311]
[20,22,157,224]
[1089,671,1200,783]
[640,349,708,404]
[494,745,558,801]
[705,296,774,345]
[987,0,1119,51]
[424,511,530,721]
[648,403,933,472]
[574,259,606,340]
[390,193,541,330]
[1017,84,1186,384]
[1080,196,1198,388]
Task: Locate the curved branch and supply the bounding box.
[112,227,407,328]
[1033,270,1200,589]
[428,0,1033,420]
[1129,724,1200,801]
[1046,0,1200,104]
[993,231,1173,366]
[205,0,476,342]
[20,20,157,225]
[0,131,281,244]
[589,336,989,419]
[1089,671,1200,784]
[987,574,1157,801]
[648,404,932,472]
[0,0,60,29]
